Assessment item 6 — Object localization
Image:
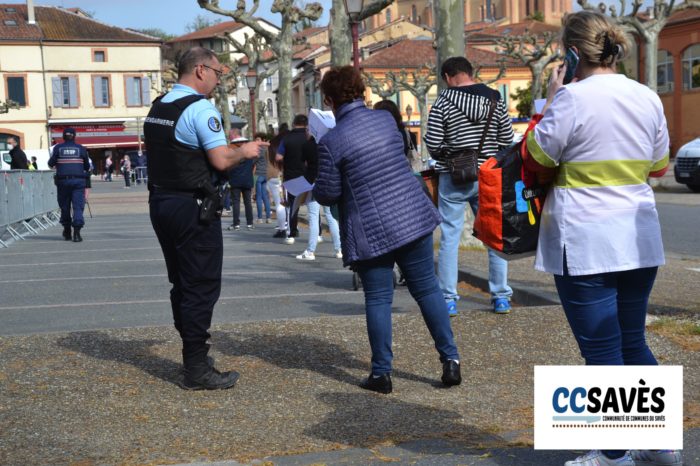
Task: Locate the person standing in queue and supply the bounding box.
[144,47,267,391]
[48,128,90,242]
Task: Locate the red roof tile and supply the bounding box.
[238,43,325,65]
[0,4,160,42]
[467,19,560,41]
[360,38,520,69]
[294,26,326,40]
[666,8,700,26]
[166,20,245,43]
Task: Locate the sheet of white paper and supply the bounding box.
[283,176,314,197]
[308,108,336,141]
[534,98,547,114]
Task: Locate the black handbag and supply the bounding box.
[446,98,496,185]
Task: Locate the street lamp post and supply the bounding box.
[343,0,364,70]
[245,68,258,137]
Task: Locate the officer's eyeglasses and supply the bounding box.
[201,64,224,78]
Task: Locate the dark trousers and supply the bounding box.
[149,193,223,356]
[554,258,658,459]
[286,192,299,237]
[57,179,86,228]
[231,187,253,227]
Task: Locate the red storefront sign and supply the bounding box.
[50,123,141,148]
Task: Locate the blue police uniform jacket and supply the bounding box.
[312,99,442,266]
[49,141,90,180]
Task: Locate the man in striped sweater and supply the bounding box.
[425,56,515,316]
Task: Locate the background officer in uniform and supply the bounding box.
[48,128,90,242]
[144,47,267,391]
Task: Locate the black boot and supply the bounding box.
[179,346,239,390]
[62,226,72,241]
[441,360,461,386]
[72,227,82,242]
[359,373,392,394]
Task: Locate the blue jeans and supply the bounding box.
[355,233,460,375]
[255,176,271,220]
[554,260,659,366]
[57,179,86,228]
[437,172,511,302]
[306,199,341,252]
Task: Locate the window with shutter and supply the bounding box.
[141,76,150,106]
[5,76,26,107]
[51,77,62,107]
[93,76,110,107]
[126,76,143,106]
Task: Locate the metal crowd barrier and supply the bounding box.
[0,170,60,248]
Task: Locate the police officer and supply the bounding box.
[48,128,90,242]
[144,47,267,391]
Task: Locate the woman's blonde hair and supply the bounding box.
[561,11,630,68]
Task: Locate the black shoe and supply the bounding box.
[72,228,82,242]
[441,360,461,386]
[179,361,239,391]
[62,227,72,241]
[273,230,286,238]
[359,373,392,394]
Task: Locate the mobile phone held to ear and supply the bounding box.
[562,48,579,84]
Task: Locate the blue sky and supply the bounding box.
[4,0,333,34]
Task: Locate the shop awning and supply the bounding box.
[49,121,142,149]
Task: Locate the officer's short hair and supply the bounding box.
[441,57,473,80]
[292,114,308,127]
[7,136,18,144]
[178,47,218,78]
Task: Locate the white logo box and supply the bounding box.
[534,365,683,450]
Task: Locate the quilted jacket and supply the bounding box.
[313,99,441,266]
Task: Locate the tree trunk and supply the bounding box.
[434,0,465,91]
[216,86,231,136]
[417,94,429,161]
[276,28,294,128]
[330,0,352,67]
[530,63,545,116]
[643,30,659,92]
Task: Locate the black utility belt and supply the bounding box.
[150,186,201,198]
[55,175,86,180]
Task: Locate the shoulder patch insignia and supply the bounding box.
[207,116,222,132]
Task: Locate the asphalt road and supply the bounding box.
[0,208,491,336]
[656,200,700,259]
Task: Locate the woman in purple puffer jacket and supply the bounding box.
[312,66,461,394]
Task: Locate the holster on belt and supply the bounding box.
[197,181,223,225]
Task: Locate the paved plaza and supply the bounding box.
[0,179,698,465]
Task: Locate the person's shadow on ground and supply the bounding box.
[305,392,577,465]
[56,331,181,386]
[211,330,440,388]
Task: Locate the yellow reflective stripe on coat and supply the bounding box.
[650,153,670,172]
[526,131,557,168]
[555,159,654,188]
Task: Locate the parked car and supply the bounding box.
[674,137,700,193]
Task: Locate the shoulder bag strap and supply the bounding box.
[476,97,497,154]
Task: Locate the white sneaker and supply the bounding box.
[334,249,343,259]
[565,450,634,466]
[295,250,315,261]
[317,236,324,243]
[284,237,295,245]
[630,450,682,466]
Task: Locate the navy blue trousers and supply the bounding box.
[57,179,86,228]
[354,233,460,375]
[149,193,223,355]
